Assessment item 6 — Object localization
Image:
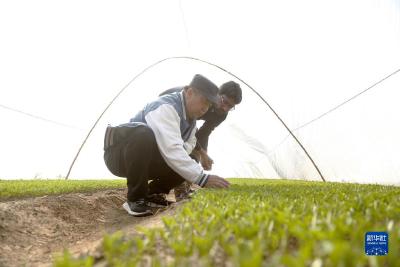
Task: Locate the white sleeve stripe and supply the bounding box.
[197,173,209,187]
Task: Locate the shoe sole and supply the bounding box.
[122,202,153,217]
[147,202,169,208]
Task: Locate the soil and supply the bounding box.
[0,188,181,267]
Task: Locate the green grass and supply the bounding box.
[55,179,400,267]
[0,179,126,200]
[3,178,398,266]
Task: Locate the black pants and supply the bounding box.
[104,125,185,202]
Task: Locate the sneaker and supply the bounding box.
[146,193,174,208]
[175,188,197,201]
[122,199,153,217]
[187,188,197,198]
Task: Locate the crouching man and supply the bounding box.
[103,74,230,216]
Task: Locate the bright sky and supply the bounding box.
[1,0,399,184]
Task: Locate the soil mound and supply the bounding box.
[0,189,177,267]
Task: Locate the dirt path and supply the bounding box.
[0,188,180,267]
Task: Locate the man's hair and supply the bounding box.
[219,81,242,104]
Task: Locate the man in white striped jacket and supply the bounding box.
[104,74,230,216]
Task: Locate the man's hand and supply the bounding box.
[204,175,230,189]
[191,149,201,162]
[200,152,214,170]
[197,148,213,170]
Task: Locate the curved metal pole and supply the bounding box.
[65,58,172,179]
[66,56,326,182]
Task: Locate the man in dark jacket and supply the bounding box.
[160,81,242,199]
